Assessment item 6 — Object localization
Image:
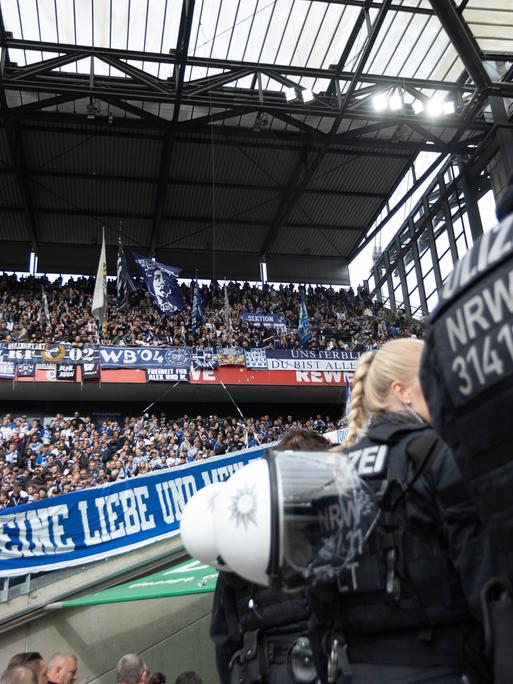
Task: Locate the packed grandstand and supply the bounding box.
[0,274,423,350]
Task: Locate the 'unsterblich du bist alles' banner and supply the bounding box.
[0,445,267,576]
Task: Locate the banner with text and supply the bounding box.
[0,343,98,365]
[0,445,266,576]
[99,346,191,370]
[240,312,287,328]
[266,349,360,372]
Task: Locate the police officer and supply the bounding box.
[308,338,497,683]
[210,429,330,684]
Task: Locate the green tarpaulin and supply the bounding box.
[56,560,218,608]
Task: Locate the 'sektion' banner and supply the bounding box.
[0,444,267,576]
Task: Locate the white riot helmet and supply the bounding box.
[213,450,377,590]
[214,459,272,586]
[180,482,232,570]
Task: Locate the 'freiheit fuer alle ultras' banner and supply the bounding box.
[0,445,266,576]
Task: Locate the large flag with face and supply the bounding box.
[117,238,136,310]
[297,289,312,347]
[92,229,107,328]
[192,279,204,337]
[133,253,183,314]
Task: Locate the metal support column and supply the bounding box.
[457,157,483,242]
[395,235,411,317]
[408,217,428,317]
[372,264,383,304]
[423,198,444,294]
[383,250,396,312]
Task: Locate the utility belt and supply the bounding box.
[230,629,318,684]
[323,621,488,684]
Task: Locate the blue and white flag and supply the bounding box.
[297,290,312,347]
[192,279,204,337]
[117,239,136,310]
[92,228,108,330]
[345,383,352,417]
[133,253,183,314]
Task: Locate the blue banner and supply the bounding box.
[0,343,98,365]
[240,312,286,327]
[133,253,183,314]
[99,346,191,369]
[0,445,268,576]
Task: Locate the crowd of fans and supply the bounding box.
[0,274,423,350]
[0,410,344,508]
[1,650,201,684]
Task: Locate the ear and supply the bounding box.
[390,380,409,404]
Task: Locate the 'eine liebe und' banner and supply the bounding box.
[0,445,267,576]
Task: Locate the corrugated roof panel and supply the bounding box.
[0,211,31,241]
[34,213,151,247]
[0,174,24,207]
[288,194,383,229]
[30,176,156,215]
[159,220,268,253]
[269,225,358,258]
[165,185,280,223]
[23,130,162,177]
[172,139,300,187]
[309,153,410,195]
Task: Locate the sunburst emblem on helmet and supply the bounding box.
[207,490,219,514]
[228,484,257,530]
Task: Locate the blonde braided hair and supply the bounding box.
[333,338,425,452]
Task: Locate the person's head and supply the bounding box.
[173,674,203,684]
[46,654,77,684]
[116,655,148,684]
[7,655,46,684]
[148,674,166,684]
[277,429,330,451]
[1,666,38,684]
[340,338,429,450]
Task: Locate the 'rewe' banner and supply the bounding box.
[0,445,267,577]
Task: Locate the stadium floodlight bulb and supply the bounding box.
[302,89,315,103]
[284,87,297,101]
[412,100,424,114]
[372,93,388,111]
[389,92,402,111]
[443,101,455,115]
[426,99,443,117]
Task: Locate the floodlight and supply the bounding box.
[443,101,455,115]
[284,87,297,102]
[426,99,443,117]
[389,92,402,111]
[372,93,388,111]
[412,100,424,114]
[302,89,315,103]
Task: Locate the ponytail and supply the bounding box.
[333,352,374,451]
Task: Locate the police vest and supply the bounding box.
[223,572,310,636]
[331,420,470,634]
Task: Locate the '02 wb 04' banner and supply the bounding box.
[0,444,267,576]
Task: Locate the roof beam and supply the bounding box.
[429,0,491,93]
[5,52,89,81]
[259,0,394,258]
[0,38,476,93]
[149,0,195,256]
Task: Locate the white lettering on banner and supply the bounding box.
[78,486,155,546]
[165,476,197,521]
[295,371,352,384]
[0,505,74,557]
[201,461,244,486]
[271,359,357,372]
[190,369,216,382]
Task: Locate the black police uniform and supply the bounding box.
[210,571,317,684]
[308,412,497,684]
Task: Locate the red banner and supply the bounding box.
[9,366,352,387]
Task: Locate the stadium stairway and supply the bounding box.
[0,536,217,683]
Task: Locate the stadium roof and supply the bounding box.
[0,0,512,284]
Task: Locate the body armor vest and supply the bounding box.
[330,420,470,633]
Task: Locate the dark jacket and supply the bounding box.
[210,571,310,684]
[309,413,498,682]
